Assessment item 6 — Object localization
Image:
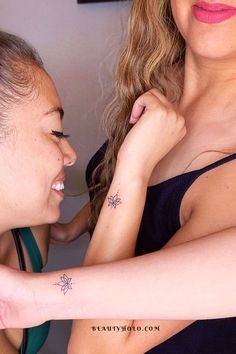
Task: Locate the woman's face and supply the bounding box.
[0,69,77,229]
[170,0,236,60]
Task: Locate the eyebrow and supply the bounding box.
[44,107,64,120]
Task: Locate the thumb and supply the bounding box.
[129,91,162,124]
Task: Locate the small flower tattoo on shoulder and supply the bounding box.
[54,274,72,295]
[107,191,122,209]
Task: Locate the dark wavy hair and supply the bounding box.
[0,30,44,139]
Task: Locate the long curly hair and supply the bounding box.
[88,0,186,232]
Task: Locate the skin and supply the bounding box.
[50,202,90,244]
[1,1,236,351]
[0,66,76,353]
[0,68,76,233]
[68,0,236,353]
[0,226,50,353]
[1,77,236,342]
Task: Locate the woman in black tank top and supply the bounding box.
[69,0,236,353]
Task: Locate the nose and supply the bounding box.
[60,139,77,167]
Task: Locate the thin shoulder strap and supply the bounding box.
[19,227,43,272]
[197,152,236,175]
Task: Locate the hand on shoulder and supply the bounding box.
[118,88,186,180]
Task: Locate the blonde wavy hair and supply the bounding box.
[88,0,186,232]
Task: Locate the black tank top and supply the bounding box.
[86,142,236,354]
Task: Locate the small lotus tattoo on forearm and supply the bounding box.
[54,274,72,295]
[107,191,122,209]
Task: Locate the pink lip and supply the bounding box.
[54,189,64,198]
[52,181,65,198]
[193,2,236,23]
[55,173,65,181]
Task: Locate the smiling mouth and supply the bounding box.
[51,181,65,198]
[52,181,64,191]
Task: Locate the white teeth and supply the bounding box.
[52,182,64,191]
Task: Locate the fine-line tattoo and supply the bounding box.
[54,274,72,295]
[107,191,122,209]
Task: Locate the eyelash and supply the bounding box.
[51,130,70,139]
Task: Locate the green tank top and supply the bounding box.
[18,227,50,354]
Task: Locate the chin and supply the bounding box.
[199,49,236,62]
[187,38,236,62]
[187,28,236,60]
[47,210,61,224]
[40,207,61,225]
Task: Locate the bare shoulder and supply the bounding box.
[167,157,236,247]
[191,156,236,214]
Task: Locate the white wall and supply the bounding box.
[0,1,130,353]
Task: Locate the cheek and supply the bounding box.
[0,139,64,227]
[170,0,191,39]
[17,137,64,195]
[171,1,236,58]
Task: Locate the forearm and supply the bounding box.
[50,203,90,244]
[35,228,236,322]
[69,202,90,238]
[84,160,148,265]
[2,228,236,329]
[70,163,148,352]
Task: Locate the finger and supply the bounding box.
[130,102,145,124]
[148,88,172,108]
[130,91,163,124]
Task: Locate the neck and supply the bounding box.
[179,48,236,114]
[0,225,12,235]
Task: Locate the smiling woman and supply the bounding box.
[0,30,76,354]
[1,58,77,226]
[2,1,236,353]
